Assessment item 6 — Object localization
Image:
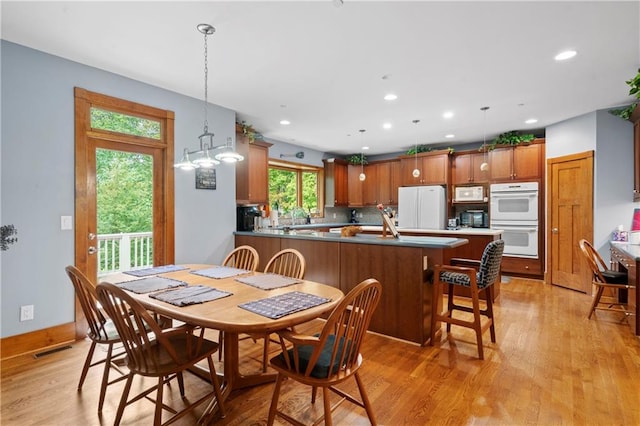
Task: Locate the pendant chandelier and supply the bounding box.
[359,129,366,181]
[174,23,244,170]
[480,106,490,172]
[412,119,420,178]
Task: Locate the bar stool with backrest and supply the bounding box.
[96,282,226,426]
[65,265,129,413]
[430,239,504,360]
[267,278,382,426]
[578,239,632,319]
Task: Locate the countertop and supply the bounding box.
[359,225,503,237]
[235,229,468,249]
[611,241,640,261]
[270,222,377,230]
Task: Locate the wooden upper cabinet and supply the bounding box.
[362,163,379,205]
[324,159,348,207]
[347,164,365,207]
[488,141,544,182]
[452,151,489,184]
[400,151,450,186]
[377,160,401,205]
[235,129,272,204]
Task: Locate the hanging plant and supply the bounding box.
[490,131,535,149]
[347,154,368,165]
[609,68,640,120]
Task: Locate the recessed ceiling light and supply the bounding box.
[362,146,370,150]
[443,111,454,119]
[555,50,577,61]
[525,118,538,124]
[384,93,398,101]
[445,134,455,139]
[383,122,392,129]
[280,120,291,125]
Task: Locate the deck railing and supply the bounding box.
[97,232,153,276]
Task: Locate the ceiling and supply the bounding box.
[2,1,639,156]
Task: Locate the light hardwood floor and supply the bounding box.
[2,277,640,425]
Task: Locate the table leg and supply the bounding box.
[223,331,278,389]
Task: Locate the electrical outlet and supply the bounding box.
[20,305,34,321]
[333,213,336,219]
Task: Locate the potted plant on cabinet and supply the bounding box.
[609,68,640,121]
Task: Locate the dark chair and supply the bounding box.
[579,239,632,319]
[65,265,128,413]
[96,282,225,426]
[267,278,382,426]
[430,239,504,360]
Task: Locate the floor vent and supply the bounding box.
[33,345,73,359]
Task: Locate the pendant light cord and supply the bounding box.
[203,31,209,133]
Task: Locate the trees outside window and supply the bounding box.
[269,164,322,216]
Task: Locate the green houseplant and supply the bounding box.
[347,154,368,165]
[489,131,535,150]
[609,68,640,120]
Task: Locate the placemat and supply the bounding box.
[238,291,331,319]
[124,264,188,277]
[191,266,251,279]
[150,285,232,307]
[116,276,187,294]
[235,273,301,290]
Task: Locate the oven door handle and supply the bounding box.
[492,226,538,232]
[490,193,537,199]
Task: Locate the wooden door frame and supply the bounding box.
[546,150,593,289]
[74,88,175,337]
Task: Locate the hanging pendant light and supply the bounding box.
[174,23,243,170]
[480,106,490,172]
[358,129,366,181]
[411,119,421,178]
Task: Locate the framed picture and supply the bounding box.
[380,211,400,239]
[195,168,216,190]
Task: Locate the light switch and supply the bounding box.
[61,216,73,230]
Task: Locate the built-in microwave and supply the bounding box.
[454,186,485,202]
[460,210,489,228]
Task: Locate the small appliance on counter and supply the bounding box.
[237,206,261,232]
[460,210,489,228]
[447,218,460,230]
[350,209,358,224]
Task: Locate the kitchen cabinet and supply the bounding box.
[452,151,489,184]
[347,164,365,207]
[323,158,348,207]
[400,151,450,186]
[235,129,272,205]
[377,160,401,205]
[362,162,379,205]
[488,141,544,182]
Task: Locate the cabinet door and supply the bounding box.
[401,157,423,186]
[488,148,514,181]
[389,160,401,204]
[421,154,448,185]
[334,161,349,206]
[377,162,391,205]
[324,160,348,207]
[471,152,490,183]
[247,144,269,203]
[363,163,379,205]
[452,153,472,184]
[512,143,542,181]
[347,164,364,206]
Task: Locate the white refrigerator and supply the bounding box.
[398,185,446,229]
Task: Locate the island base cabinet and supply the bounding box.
[339,242,450,345]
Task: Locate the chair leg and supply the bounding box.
[154,376,164,426]
[97,343,114,412]
[588,285,605,319]
[312,386,318,403]
[78,341,97,389]
[470,288,484,360]
[218,331,224,361]
[262,334,270,373]
[177,372,185,397]
[267,374,285,426]
[354,371,377,425]
[114,374,134,426]
[430,276,443,346]
[485,287,496,343]
[207,356,226,418]
[323,386,333,426]
[446,283,455,333]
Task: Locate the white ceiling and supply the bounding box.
[2,1,639,155]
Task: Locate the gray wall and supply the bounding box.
[1,41,237,338]
[546,109,636,262]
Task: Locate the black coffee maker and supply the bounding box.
[350,209,358,223]
[237,206,261,231]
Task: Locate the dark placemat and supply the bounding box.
[191,266,251,279]
[124,265,188,277]
[150,285,232,307]
[116,276,187,294]
[235,273,301,290]
[238,291,331,319]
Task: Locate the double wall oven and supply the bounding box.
[490,182,539,258]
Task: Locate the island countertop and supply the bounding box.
[358,225,503,237]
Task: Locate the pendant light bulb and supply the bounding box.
[412,168,421,178]
[359,172,366,181]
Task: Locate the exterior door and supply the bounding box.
[74,88,175,337]
[547,151,593,292]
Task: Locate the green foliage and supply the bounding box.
[609,68,640,120]
[405,146,455,155]
[268,168,319,215]
[238,120,263,142]
[91,108,160,139]
[490,131,534,149]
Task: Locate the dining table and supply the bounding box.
[102,264,344,414]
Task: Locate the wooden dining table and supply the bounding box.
[103,264,344,408]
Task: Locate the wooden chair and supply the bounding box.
[430,239,504,360]
[65,265,128,413]
[96,282,225,426]
[267,278,382,426]
[578,239,632,319]
[218,245,260,360]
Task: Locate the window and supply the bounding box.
[90,107,161,139]
[268,160,324,217]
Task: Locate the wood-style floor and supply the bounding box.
[2,277,640,425]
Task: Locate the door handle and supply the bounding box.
[88,246,97,255]
[552,228,559,234]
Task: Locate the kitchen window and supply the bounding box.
[268,160,324,217]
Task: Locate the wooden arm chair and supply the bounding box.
[96,282,225,426]
[267,278,382,426]
[264,248,306,280]
[65,265,128,413]
[430,239,504,360]
[578,239,632,319]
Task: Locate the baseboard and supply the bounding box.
[1,322,76,361]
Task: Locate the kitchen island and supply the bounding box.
[235,230,467,345]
